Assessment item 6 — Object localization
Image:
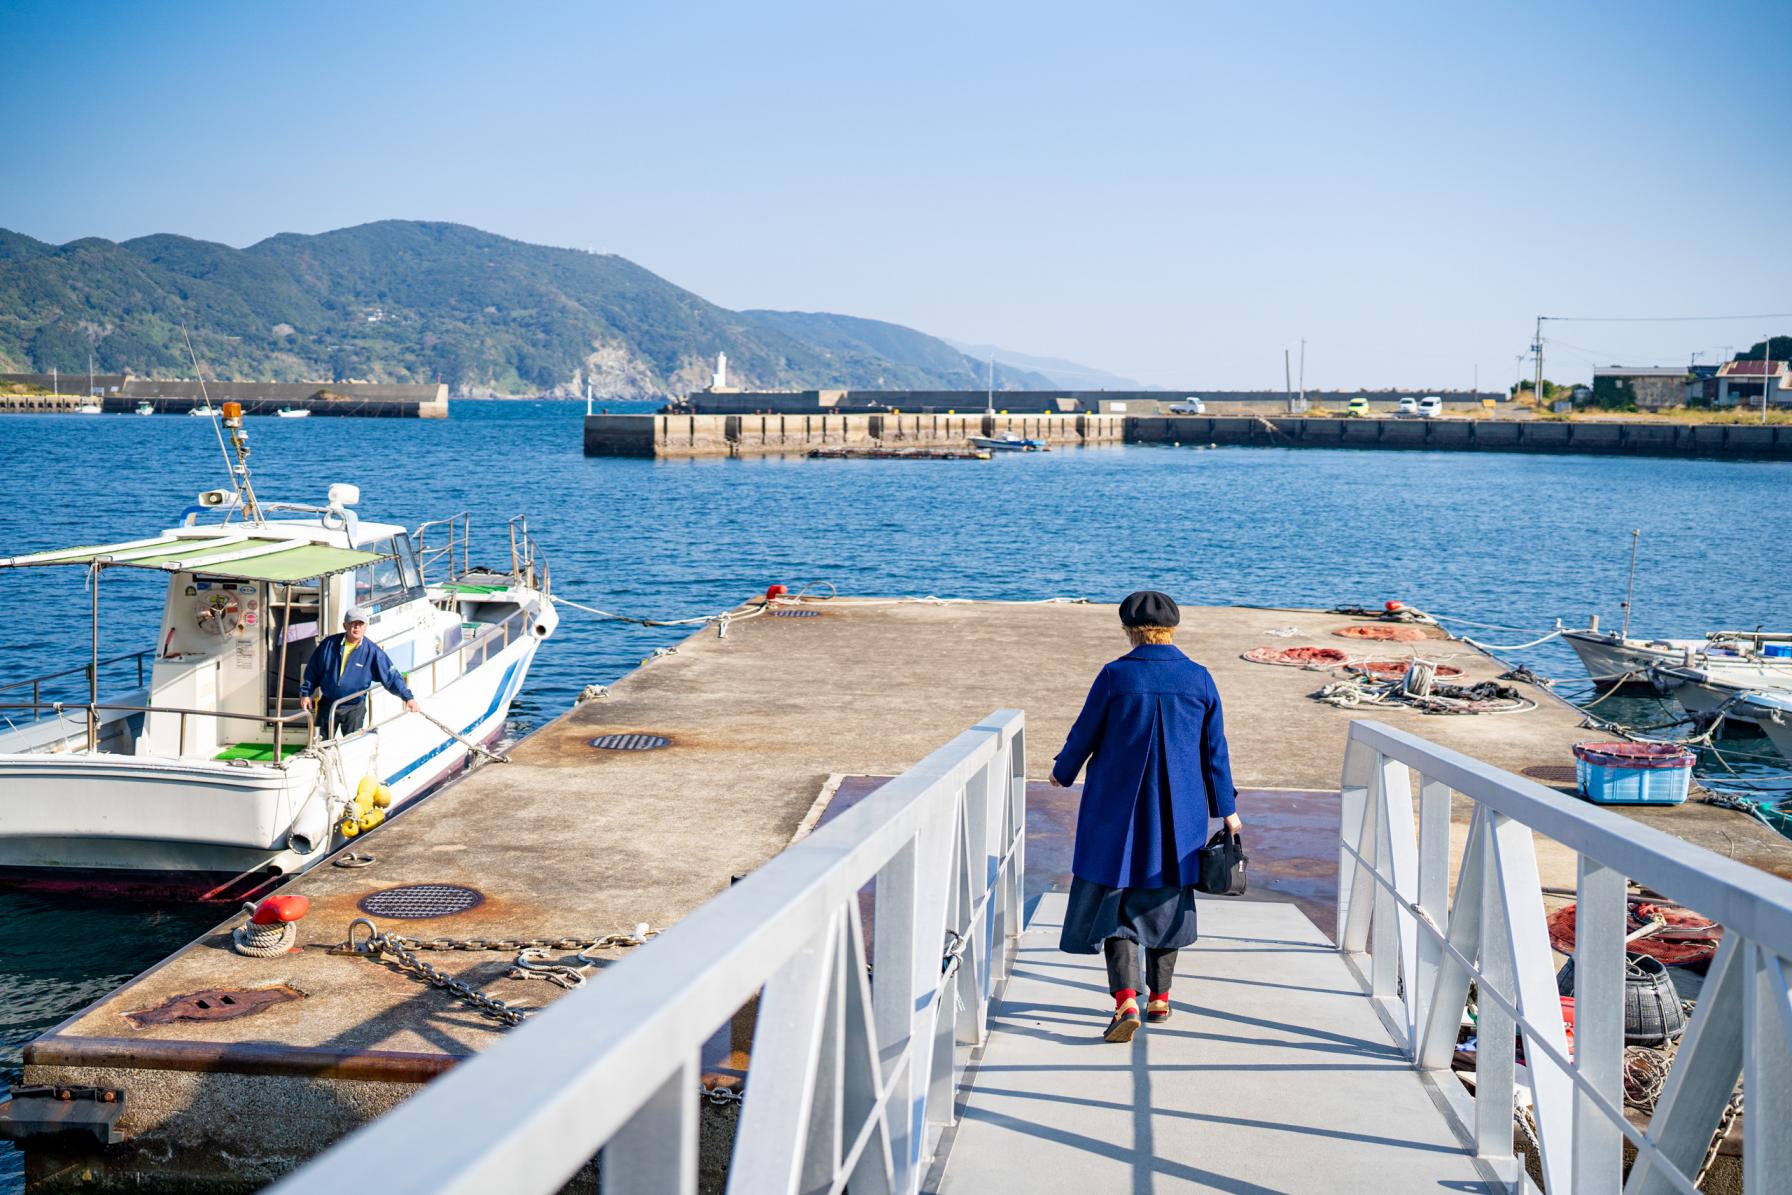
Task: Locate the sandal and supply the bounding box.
[1145,997,1172,1024]
[1104,1000,1142,1043]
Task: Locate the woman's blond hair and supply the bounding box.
[1125,625,1176,646]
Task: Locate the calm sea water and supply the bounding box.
[1,400,1788,1186]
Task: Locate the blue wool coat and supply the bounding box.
[1052,643,1238,889]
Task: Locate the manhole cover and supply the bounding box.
[774,609,822,618]
[357,884,485,919]
[1521,765,1579,785]
[590,733,671,751]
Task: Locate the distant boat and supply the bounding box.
[969,433,1047,452]
[75,402,102,415]
[275,406,311,419]
[189,405,219,418]
[134,401,156,416]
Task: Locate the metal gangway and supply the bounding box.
[270,714,1792,1194]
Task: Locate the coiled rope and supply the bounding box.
[231,902,298,957]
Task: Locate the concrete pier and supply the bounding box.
[18,602,1792,1190]
[584,412,1123,457]
[585,411,1792,460]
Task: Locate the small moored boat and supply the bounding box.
[135,401,156,416]
[275,406,311,418]
[968,433,1048,452]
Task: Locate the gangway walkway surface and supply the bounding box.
[935,893,1490,1193]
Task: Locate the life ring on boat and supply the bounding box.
[194,592,244,636]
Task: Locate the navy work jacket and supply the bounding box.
[299,632,415,707]
[1052,643,1238,889]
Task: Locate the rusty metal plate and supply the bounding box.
[358,883,485,919]
[1521,765,1579,785]
[589,733,670,751]
[773,609,822,618]
[124,985,304,1028]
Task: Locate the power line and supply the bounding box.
[1540,313,1792,323]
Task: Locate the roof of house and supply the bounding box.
[1716,359,1789,377]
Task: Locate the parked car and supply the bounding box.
[1396,396,1419,416]
[1417,396,1443,418]
[1346,396,1371,417]
[1168,396,1206,414]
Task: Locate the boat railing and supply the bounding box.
[507,513,548,595]
[413,512,472,586]
[0,698,313,759]
[266,710,1027,1195]
[1336,718,1792,1194]
[0,649,154,709]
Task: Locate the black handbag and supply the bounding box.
[1195,828,1248,896]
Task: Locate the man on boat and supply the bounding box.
[299,606,420,737]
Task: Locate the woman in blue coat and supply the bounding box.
[1050,590,1241,1042]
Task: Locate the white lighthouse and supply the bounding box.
[712,352,729,391]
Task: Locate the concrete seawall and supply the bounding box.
[1128,415,1792,459]
[583,412,1125,457]
[587,411,1791,460]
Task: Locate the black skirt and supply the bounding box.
[1058,875,1200,955]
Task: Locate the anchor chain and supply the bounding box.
[331,919,656,1027]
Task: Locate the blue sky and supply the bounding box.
[2,0,1787,389]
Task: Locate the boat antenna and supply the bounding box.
[182,327,261,523]
[1619,528,1640,639]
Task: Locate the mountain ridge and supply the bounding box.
[0,220,1057,397]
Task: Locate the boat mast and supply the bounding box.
[1620,528,1640,639]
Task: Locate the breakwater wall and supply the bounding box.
[0,378,449,418]
[583,412,1125,457]
[586,411,1790,460]
[1131,415,1792,459]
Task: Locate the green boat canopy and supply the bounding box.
[0,534,386,583]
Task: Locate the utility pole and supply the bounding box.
[1763,335,1772,425]
[1533,316,1546,409]
[1284,349,1293,412]
[1298,338,1306,412]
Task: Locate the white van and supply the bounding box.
[1396,396,1419,416]
[1168,397,1206,414]
[1417,396,1443,418]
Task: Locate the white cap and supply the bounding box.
[344,605,372,625]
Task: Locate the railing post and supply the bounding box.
[1414,776,1451,1061]
[873,839,922,1191]
[1742,943,1792,1187]
[599,1048,698,1195]
[1337,732,1375,950]
[1474,813,1518,1179]
[1571,857,1627,1193]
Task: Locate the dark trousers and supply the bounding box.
[328,700,367,738]
[1104,938,1177,996]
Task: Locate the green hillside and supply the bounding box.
[0,220,1052,397]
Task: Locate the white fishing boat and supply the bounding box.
[76,402,103,415]
[190,405,220,417]
[1738,690,1792,760]
[1647,662,1792,729]
[967,433,1047,452]
[1563,623,1792,688]
[135,401,156,416]
[0,404,556,897]
[276,406,311,418]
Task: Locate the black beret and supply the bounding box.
[1119,590,1180,627]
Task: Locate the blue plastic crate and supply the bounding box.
[1763,643,1791,659]
[1573,742,1694,806]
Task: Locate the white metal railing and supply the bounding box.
[1337,720,1792,1194]
[269,709,1027,1195]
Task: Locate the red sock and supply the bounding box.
[1114,989,1138,1008]
[1149,991,1170,1003]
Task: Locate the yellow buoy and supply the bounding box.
[356,775,379,803]
[359,808,386,833]
[373,785,393,809]
[340,819,361,838]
